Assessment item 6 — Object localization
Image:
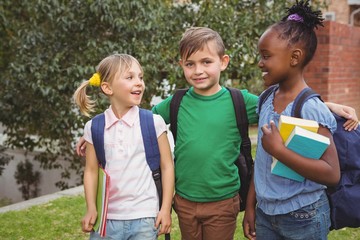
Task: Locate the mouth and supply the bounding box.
[193,77,207,82]
[262,72,268,77]
[131,90,142,95]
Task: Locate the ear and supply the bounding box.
[220,54,230,71]
[290,49,303,66]
[178,59,184,68]
[101,82,113,96]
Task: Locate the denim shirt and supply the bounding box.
[255,90,336,215]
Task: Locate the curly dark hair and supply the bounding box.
[272,0,324,67]
[282,0,324,30]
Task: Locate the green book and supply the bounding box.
[271,126,330,182]
[93,167,110,237]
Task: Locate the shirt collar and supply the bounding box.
[104,105,139,129]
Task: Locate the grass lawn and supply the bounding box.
[0,194,359,240]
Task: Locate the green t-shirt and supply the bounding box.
[152,87,258,202]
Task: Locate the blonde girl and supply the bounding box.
[73,54,174,240]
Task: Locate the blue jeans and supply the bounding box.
[256,192,331,240]
[90,217,158,240]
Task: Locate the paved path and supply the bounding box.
[0,185,84,213]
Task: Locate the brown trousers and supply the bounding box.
[173,193,240,240]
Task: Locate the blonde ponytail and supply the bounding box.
[73,80,96,117]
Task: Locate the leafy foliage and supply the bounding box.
[14,160,41,200]
[0,145,12,175]
[0,0,324,189]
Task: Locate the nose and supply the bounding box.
[134,77,143,86]
[194,64,204,75]
[257,59,264,69]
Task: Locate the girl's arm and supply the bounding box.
[242,171,257,240]
[81,142,99,233]
[325,102,359,131]
[261,121,340,186]
[155,132,175,236]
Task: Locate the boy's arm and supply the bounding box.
[76,136,86,157]
[325,102,359,131]
[241,89,259,125]
[155,132,174,235]
[151,96,173,124]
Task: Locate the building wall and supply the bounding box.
[0,145,81,204]
[324,0,350,24]
[305,21,360,114]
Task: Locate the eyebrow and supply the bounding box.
[185,57,213,62]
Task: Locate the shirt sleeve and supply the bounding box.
[153,113,167,138]
[83,120,93,144]
[151,96,173,124]
[240,89,259,125]
[301,97,337,134]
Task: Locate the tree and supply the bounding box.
[14,159,41,200]
[0,0,325,189]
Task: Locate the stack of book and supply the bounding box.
[93,167,110,237]
[271,115,330,182]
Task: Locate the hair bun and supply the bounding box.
[282,0,324,30]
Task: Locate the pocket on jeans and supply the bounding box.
[289,204,317,221]
[143,218,157,229]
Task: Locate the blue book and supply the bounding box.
[271,126,330,182]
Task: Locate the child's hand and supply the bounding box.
[155,209,171,236]
[325,102,359,131]
[76,136,87,157]
[340,106,359,131]
[242,209,256,240]
[261,121,284,156]
[81,211,97,233]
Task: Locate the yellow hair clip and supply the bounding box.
[89,73,101,87]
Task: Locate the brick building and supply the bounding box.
[305,21,360,114]
[323,0,360,26]
[304,1,360,114]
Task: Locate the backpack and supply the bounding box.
[169,87,254,212]
[91,108,170,239]
[258,85,360,230]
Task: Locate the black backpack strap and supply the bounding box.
[227,87,254,211]
[291,88,322,118]
[91,113,106,168]
[227,87,252,166]
[169,88,188,142]
[258,85,278,114]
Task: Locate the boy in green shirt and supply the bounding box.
[152,27,258,240]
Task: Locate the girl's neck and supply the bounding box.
[111,104,133,119]
[273,78,308,114]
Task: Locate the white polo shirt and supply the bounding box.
[84,106,167,220]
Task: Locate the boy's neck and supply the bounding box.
[192,84,222,96]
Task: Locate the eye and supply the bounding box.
[185,62,193,67]
[260,54,270,60]
[203,60,212,65]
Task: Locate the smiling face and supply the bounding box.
[179,40,229,96]
[257,28,295,87]
[102,60,145,109]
